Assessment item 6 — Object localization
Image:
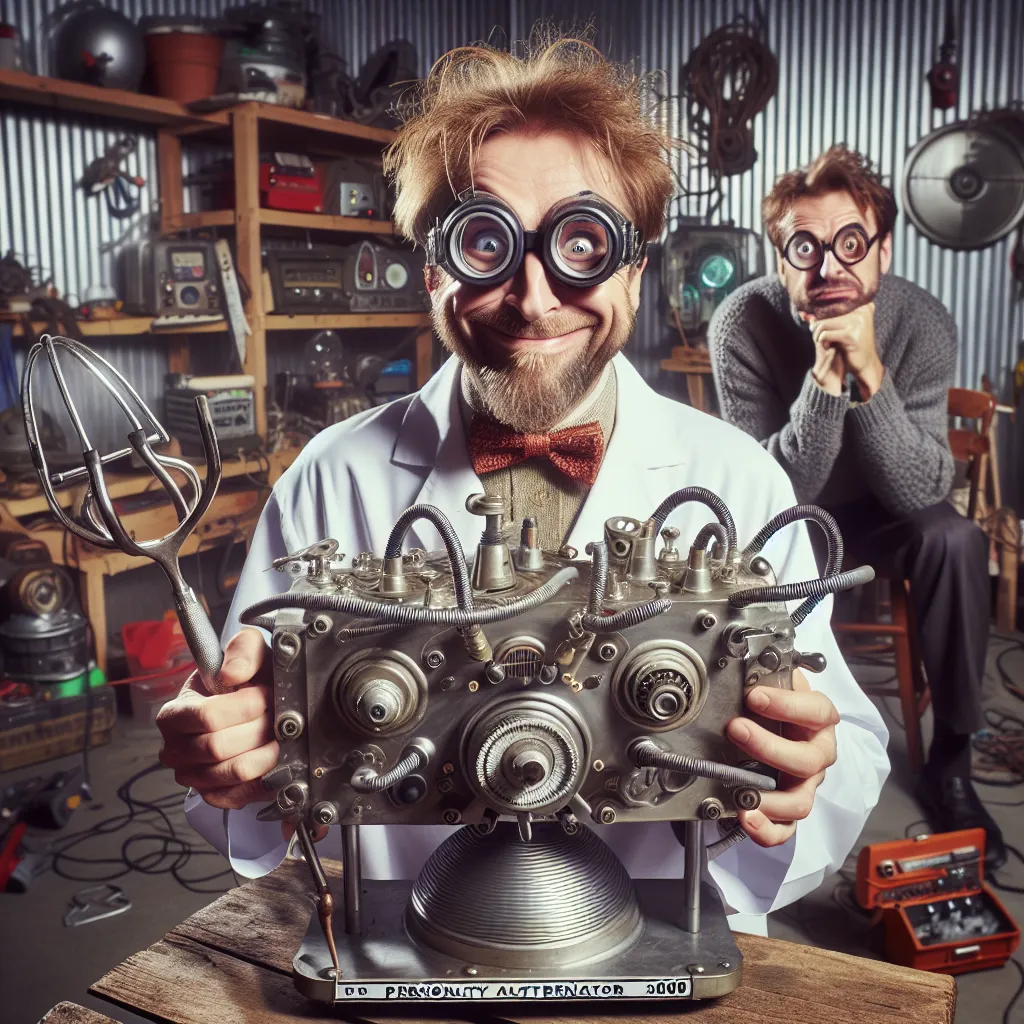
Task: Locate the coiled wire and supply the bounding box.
[241,567,579,628]
[629,739,776,791]
[384,504,474,612]
[693,521,727,555]
[648,486,737,552]
[580,538,672,633]
[729,565,876,625]
[350,749,424,793]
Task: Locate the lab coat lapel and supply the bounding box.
[391,356,483,551]
[567,354,689,551]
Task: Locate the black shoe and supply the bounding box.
[913,773,1007,872]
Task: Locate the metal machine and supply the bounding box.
[117,238,222,317]
[21,336,873,1008]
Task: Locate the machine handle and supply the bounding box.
[175,592,227,695]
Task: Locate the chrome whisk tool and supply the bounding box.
[20,334,227,693]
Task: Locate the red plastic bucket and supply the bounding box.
[145,29,224,105]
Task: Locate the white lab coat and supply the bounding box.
[186,352,889,937]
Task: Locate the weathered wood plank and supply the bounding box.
[93,858,955,1024]
[37,1003,120,1024]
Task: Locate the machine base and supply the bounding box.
[293,879,742,1003]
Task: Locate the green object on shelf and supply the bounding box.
[44,665,108,700]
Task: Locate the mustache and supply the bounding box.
[464,307,600,340]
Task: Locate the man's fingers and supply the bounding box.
[752,772,826,823]
[745,686,840,729]
[727,716,837,778]
[199,777,274,810]
[737,808,796,848]
[173,739,280,791]
[159,714,273,769]
[221,628,271,686]
[156,683,273,736]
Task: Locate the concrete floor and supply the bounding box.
[1,634,1023,1024]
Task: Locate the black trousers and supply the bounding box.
[819,496,989,738]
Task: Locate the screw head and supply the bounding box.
[437,778,453,794]
[468,680,479,692]
[439,675,456,691]
[699,798,724,820]
[592,759,605,772]
[313,766,325,779]
[597,642,618,662]
[313,802,337,825]
[442,761,455,775]
[463,965,478,976]
[718,961,731,969]
[701,614,717,630]
[734,787,760,811]
[425,650,445,669]
[718,657,729,669]
[599,806,616,824]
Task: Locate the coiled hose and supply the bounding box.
[707,821,749,860]
[241,566,579,628]
[630,739,776,790]
[649,486,737,552]
[350,748,424,793]
[580,538,672,633]
[384,504,474,612]
[729,564,876,625]
[742,505,845,623]
[693,521,727,556]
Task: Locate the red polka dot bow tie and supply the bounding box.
[467,415,605,485]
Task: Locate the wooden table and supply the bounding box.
[81,858,956,1024]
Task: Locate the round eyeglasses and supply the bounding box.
[783,224,881,272]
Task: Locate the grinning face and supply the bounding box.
[775,190,892,319]
[425,130,645,433]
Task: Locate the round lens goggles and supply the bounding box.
[783,224,880,272]
[426,190,645,288]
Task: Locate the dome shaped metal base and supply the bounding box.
[405,821,643,968]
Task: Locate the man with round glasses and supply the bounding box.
[157,41,888,935]
[709,144,1004,868]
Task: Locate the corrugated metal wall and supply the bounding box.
[2,0,1023,496]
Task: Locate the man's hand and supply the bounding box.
[156,628,278,810]
[725,669,839,847]
[806,302,884,398]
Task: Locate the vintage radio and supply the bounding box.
[265,241,427,315]
[117,239,221,317]
[856,828,1020,974]
[164,374,259,457]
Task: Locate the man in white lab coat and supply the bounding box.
[157,37,889,936]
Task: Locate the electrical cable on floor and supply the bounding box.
[1004,957,1024,1024]
[27,763,236,895]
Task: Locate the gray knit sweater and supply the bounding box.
[707,274,956,514]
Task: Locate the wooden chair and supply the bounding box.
[832,387,996,771]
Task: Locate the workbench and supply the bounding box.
[67,857,955,1024]
[0,448,297,673]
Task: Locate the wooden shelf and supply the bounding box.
[265,312,431,331]
[193,101,396,148]
[0,68,216,127]
[259,210,395,233]
[6,448,299,518]
[171,210,394,234]
[6,317,228,338]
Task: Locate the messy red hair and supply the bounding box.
[762,144,898,249]
[383,33,677,246]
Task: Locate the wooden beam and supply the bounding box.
[233,105,267,437]
[157,130,184,235]
[265,312,429,331]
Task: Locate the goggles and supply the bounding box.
[782,223,881,272]
[425,189,646,288]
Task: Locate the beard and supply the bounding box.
[433,301,635,432]
[797,273,879,319]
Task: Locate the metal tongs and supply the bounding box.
[21,335,341,977]
[20,334,227,693]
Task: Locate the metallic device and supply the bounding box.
[21,338,874,1007]
[662,221,765,336]
[117,238,222,317]
[164,375,259,457]
[265,241,427,314]
[902,117,1024,250]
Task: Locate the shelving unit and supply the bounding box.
[1,68,436,436]
[0,70,433,662]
